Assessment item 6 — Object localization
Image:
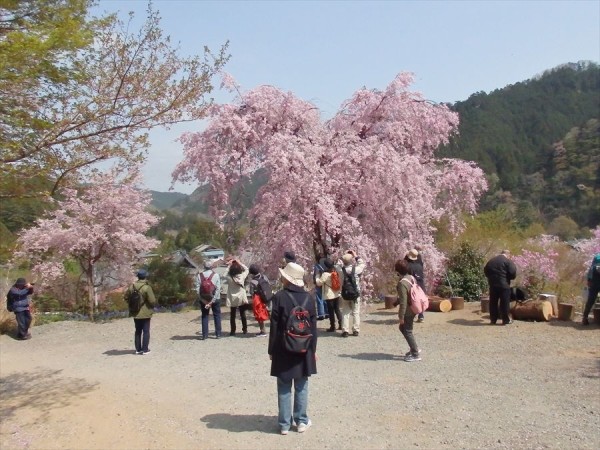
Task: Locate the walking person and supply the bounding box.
[125,269,156,355]
[268,262,317,435]
[197,260,222,340]
[339,250,366,337]
[405,248,426,322]
[315,258,342,332]
[582,253,600,325]
[484,250,517,325]
[6,277,34,340]
[249,264,271,336]
[395,259,421,361]
[225,258,250,336]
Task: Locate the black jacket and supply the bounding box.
[484,254,517,289]
[268,284,317,381]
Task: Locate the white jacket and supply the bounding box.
[226,264,249,307]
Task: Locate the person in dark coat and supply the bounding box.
[405,248,425,322]
[268,262,317,435]
[484,250,517,325]
[582,253,600,325]
[6,277,34,340]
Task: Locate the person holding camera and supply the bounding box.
[225,258,250,336]
[6,278,34,340]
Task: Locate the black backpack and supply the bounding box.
[255,275,273,303]
[127,284,143,315]
[341,266,359,301]
[283,291,313,354]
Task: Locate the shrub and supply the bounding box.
[439,242,487,301]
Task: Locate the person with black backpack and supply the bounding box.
[197,260,222,340]
[339,250,366,337]
[268,262,317,435]
[124,269,156,355]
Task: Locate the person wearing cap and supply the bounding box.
[405,249,426,322]
[6,278,34,340]
[268,262,317,435]
[225,258,250,336]
[339,250,366,337]
[315,257,343,332]
[196,260,222,340]
[124,269,156,354]
[484,250,517,325]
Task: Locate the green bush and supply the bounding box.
[147,258,195,307]
[439,242,488,301]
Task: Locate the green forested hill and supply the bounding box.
[440,61,599,227]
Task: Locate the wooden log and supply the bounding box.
[593,307,600,325]
[384,295,397,309]
[557,303,574,321]
[480,297,490,313]
[510,300,552,321]
[538,294,558,317]
[450,296,464,310]
[428,297,452,313]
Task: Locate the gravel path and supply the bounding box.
[1,302,599,450]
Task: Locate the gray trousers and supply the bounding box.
[400,313,419,354]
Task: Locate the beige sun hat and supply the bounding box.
[407,249,419,261]
[278,262,305,287]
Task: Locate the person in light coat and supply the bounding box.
[225,259,250,336]
[339,250,366,337]
[315,258,342,332]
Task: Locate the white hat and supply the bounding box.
[278,262,305,287]
[407,249,419,261]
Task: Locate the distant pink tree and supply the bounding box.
[172,73,488,287]
[513,235,560,296]
[15,171,159,317]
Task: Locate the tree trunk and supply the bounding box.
[510,300,552,321]
[427,297,452,312]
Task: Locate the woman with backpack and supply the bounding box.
[125,269,156,355]
[249,264,270,336]
[395,259,421,362]
[315,258,343,332]
[225,258,250,336]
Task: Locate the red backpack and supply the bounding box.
[401,275,429,314]
[199,272,217,300]
[330,270,341,291]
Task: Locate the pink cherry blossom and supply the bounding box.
[172,73,488,290]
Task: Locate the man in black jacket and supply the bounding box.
[268,262,317,435]
[484,250,517,325]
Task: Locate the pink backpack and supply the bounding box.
[401,275,429,315]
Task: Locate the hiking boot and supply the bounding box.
[404,354,421,362]
[582,317,590,326]
[341,331,349,338]
[352,330,359,336]
[297,420,312,433]
[326,327,335,332]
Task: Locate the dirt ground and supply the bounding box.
[1,302,599,450]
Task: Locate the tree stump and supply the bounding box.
[480,297,490,313]
[427,297,452,313]
[593,307,600,325]
[510,299,552,321]
[557,303,574,321]
[384,295,397,309]
[450,296,464,310]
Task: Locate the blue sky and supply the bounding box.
[97,0,600,194]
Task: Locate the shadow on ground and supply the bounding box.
[200,413,277,433]
[171,335,199,341]
[103,349,136,356]
[0,368,97,425]
[337,352,402,361]
[447,318,488,327]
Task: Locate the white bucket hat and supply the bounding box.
[278,262,305,287]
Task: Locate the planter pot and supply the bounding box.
[557,303,574,321]
[384,295,397,309]
[450,296,464,310]
[480,297,490,313]
[593,308,600,325]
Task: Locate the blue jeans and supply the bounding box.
[277,376,309,431]
[315,288,326,317]
[15,310,32,338]
[134,318,151,352]
[201,302,222,338]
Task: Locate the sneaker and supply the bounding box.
[280,429,289,435]
[341,331,349,338]
[215,335,221,339]
[198,336,206,340]
[256,332,268,337]
[142,350,151,355]
[404,349,422,357]
[352,330,359,336]
[135,351,143,355]
[404,354,422,362]
[417,317,424,323]
[317,316,325,321]
[297,420,312,433]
